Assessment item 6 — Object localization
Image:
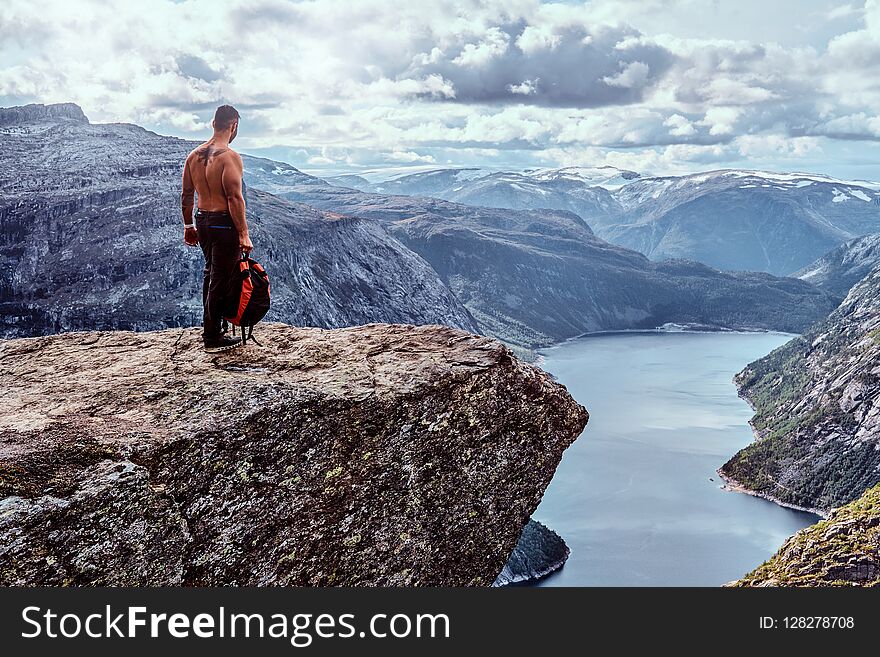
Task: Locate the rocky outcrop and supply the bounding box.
[0,322,588,586]
[492,519,569,586]
[0,104,477,338]
[796,233,880,299]
[0,102,88,125]
[731,484,880,587]
[721,267,880,512]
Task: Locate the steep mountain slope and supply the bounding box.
[0,104,477,337]
[0,322,588,585]
[732,484,880,587]
[259,181,837,347]
[796,233,880,299]
[601,170,880,275]
[721,267,880,512]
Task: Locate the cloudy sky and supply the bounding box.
[4,0,880,179]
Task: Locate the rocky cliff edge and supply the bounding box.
[0,322,587,586]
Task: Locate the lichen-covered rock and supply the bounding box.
[0,322,588,586]
[0,461,190,586]
[731,484,880,587]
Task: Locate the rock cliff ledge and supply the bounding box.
[0,322,588,586]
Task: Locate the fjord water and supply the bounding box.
[534,331,819,587]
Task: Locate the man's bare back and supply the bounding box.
[188,143,237,211]
[181,129,252,253]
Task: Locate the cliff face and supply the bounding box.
[732,484,880,587]
[0,102,88,125]
[721,267,880,512]
[0,322,588,586]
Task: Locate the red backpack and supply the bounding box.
[221,251,271,345]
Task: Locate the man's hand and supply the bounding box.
[184,227,199,247]
[240,232,254,254]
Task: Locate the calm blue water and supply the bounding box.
[534,331,819,587]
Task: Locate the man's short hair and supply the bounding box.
[214,104,240,131]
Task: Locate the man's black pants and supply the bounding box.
[195,210,240,342]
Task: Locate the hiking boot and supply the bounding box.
[203,335,243,353]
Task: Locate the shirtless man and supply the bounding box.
[181,104,254,352]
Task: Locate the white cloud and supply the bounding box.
[602,61,651,89]
[385,150,436,163]
[664,113,697,137]
[507,78,539,95]
[2,0,880,177]
[142,108,211,133]
[736,134,823,157]
[704,78,776,105]
[515,25,562,53]
[807,112,880,138]
[699,107,742,136]
[827,3,862,20]
[451,27,510,67]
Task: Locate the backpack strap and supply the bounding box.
[244,324,261,346]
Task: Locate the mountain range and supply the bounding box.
[244,168,836,347]
[0,103,836,349]
[347,166,880,276]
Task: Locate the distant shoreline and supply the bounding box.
[537,324,798,356]
[716,470,827,519]
[721,379,829,519]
